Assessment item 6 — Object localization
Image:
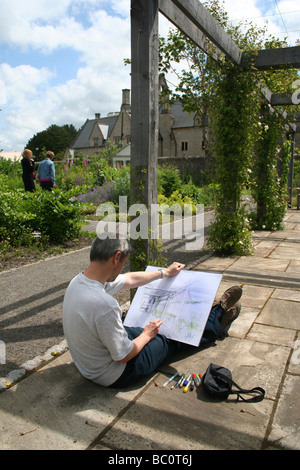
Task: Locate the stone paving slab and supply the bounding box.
[0,296,293,450]
[257,298,300,330]
[226,256,290,272]
[252,240,281,257]
[0,351,147,450]
[93,335,284,450]
[286,260,300,273]
[194,256,238,272]
[0,211,299,451]
[246,323,296,348]
[237,284,273,309]
[269,244,300,260]
[222,268,299,290]
[289,331,300,376]
[267,375,300,450]
[94,370,273,451]
[272,288,300,302]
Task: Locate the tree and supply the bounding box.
[26,124,78,161]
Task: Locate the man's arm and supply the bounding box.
[50,162,55,185]
[122,262,185,290]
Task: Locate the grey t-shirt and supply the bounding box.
[63,272,133,386]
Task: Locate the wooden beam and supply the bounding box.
[170,0,242,65]
[159,0,222,61]
[241,46,300,70]
[261,86,297,133]
[271,93,293,106]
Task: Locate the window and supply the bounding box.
[181,141,188,151]
[93,138,99,147]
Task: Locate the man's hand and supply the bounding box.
[165,262,185,277]
[143,318,163,340]
[122,261,185,290]
[120,318,163,363]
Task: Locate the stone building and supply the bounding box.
[70,89,210,164]
[70,89,132,158]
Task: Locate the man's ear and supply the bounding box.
[112,251,121,264]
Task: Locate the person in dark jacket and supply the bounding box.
[21,149,36,192]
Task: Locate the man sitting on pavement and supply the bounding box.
[63,235,242,388]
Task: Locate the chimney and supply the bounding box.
[95,113,101,119]
[121,89,131,112]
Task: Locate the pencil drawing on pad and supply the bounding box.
[124,266,222,346]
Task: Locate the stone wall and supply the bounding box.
[158,155,213,185]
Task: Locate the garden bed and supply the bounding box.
[0,234,93,272]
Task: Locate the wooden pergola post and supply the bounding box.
[130,0,159,270]
[288,132,295,207]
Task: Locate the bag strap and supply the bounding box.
[211,368,265,403]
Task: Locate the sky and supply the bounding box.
[0,0,299,152]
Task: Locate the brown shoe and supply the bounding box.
[220,302,241,333]
[219,286,242,311]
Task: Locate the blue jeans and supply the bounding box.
[109,305,224,388]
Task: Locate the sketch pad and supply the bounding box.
[123,266,222,346]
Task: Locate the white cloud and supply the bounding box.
[110,0,130,18]
[0,63,53,100]
[0,0,131,151]
[0,63,55,149]
[223,0,262,22]
[223,0,300,45]
[1,0,299,151]
[270,0,300,44]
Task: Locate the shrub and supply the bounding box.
[0,191,37,246]
[158,165,182,197]
[158,190,197,215]
[180,183,217,207]
[76,180,115,205]
[0,188,82,246]
[34,191,82,242]
[110,171,131,205]
[0,158,23,190]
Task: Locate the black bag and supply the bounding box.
[202,363,265,402]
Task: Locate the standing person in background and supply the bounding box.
[38,151,56,190]
[21,148,36,192]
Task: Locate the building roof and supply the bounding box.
[71,99,198,151]
[71,115,118,149]
[113,143,131,158]
[170,101,197,129]
[0,151,22,161]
